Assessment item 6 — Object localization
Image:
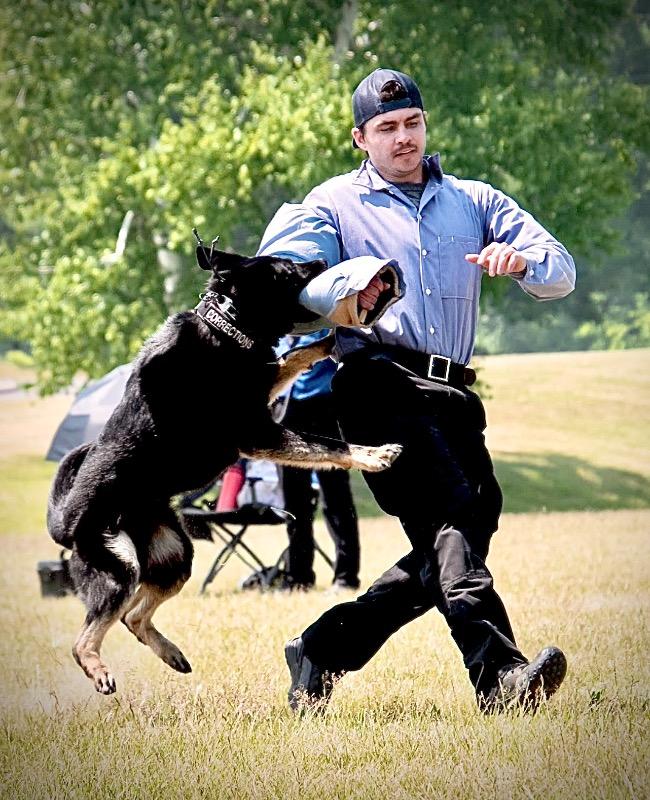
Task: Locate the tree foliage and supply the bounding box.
[1,0,648,391]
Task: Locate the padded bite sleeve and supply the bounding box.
[298,256,404,328]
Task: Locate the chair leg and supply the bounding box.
[200,524,272,594]
[314,540,334,570]
[258,546,289,588]
[200,543,233,594]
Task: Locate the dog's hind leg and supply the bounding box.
[70,534,140,694]
[73,612,125,695]
[121,581,191,674]
[122,520,193,674]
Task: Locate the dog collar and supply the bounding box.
[193,291,256,350]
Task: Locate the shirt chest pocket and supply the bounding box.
[436,234,481,299]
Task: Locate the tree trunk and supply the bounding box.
[333,0,359,64]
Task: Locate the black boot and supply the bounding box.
[284,636,335,712]
[478,646,567,713]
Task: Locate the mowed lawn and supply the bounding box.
[0,350,648,799]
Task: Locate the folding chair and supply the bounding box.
[181,475,334,594]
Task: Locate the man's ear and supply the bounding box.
[351,126,368,152]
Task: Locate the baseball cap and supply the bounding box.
[352,68,424,147]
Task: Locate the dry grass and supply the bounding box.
[0,351,648,799]
[483,348,650,477]
[0,393,71,461]
[1,511,648,799]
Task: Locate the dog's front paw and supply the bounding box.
[348,443,402,472]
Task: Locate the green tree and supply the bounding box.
[1,1,647,391]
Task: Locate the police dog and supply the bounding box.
[47,243,401,694]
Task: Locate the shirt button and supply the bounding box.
[429,326,435,334]
[422,249,427,256]
[425,288,431,295]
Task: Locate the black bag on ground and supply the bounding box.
[37,550,74,597]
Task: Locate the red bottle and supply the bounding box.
[216,461,246,512]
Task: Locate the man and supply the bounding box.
[257,68,575,712]
[279,330,360,592]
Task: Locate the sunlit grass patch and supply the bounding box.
[0,351,649,798]
[1,511,648,799]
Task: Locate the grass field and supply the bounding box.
[0,350,648,799]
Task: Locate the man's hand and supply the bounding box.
[465,243,527,278]
[359,274,391,310]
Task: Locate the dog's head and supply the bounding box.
[200,248,327,342]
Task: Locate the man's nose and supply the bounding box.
[395,126,412,143]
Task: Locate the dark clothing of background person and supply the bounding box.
[280,332,360,590]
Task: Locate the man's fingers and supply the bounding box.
[370,275,390,292]
[358,278,391,310]
[358,291,376,310]
[506,251,527,274]
[466,245,524,276]
[496,246,511,275]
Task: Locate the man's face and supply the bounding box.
[352,108,426,183]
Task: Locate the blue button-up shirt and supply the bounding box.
[258,154,575,365]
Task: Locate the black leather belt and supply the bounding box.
[344,345,476,388]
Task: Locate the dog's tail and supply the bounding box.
[47,442,94,548]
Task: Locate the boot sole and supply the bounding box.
[515,646,567,710]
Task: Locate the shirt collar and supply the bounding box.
[352,153,444,192]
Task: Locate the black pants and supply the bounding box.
[300,356,527,696]
[281,393,360,587]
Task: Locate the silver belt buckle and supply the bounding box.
[427,354,451,382]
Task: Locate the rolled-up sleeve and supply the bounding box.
[257,191,343,267]
[257,196,403,328]
[256,197,343,332]
[478,184,576,301]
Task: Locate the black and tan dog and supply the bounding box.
[48,243,401,694]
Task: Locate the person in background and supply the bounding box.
[279,330,360,592]
[257,67,575,713]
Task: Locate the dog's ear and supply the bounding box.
[196,244,214,271]
[210,250,247,270]
[196,246,247,273]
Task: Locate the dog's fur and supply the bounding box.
[48,248,401,694]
